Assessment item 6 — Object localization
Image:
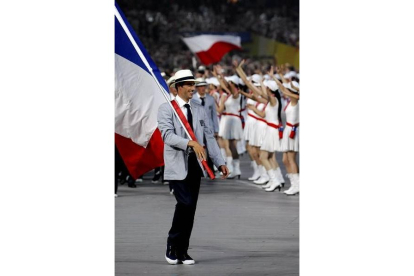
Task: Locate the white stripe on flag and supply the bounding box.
[115,54,165,147]
[182,35,241,52]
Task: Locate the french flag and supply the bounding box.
[115,2,168,179]
[182,34,242,65]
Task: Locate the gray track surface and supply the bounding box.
[116,153,299,276]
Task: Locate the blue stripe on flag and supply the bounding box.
[115,18,149,74]
[115,2,168,93]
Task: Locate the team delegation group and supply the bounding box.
[164,60,300,195]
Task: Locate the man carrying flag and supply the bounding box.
[158,69,229,265]
[115,1,229,265]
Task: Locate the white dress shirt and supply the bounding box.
[175,95,192,122]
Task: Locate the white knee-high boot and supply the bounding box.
[248,161,260,181]
[226,156,236,179]
[253,165,269,184]
[284,174,293,193]
[275,167,285,187]
[264,169,282,192]
[232,159,241,179]
[285,174,299,195]
[262,168,277,189]
[226,156,233,173]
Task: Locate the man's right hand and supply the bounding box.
[219,165,230,179]
[188,140,206,161]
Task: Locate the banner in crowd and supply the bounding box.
[245,34,299,69]
[115,2,167,179]
[182,34,242,65]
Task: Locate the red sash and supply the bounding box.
[248,113,267,124]
[286,122,299,139]
[267,122,284,139]
[284,101,290,112]
[222,112,243,119]
[170,100,215,179]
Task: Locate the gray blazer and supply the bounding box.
[157,100,225,180]
[191,93,219,134]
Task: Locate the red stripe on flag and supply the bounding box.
[115,129,164,179]
[196,42,241,65]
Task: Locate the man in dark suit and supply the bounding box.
[157,69,229,265]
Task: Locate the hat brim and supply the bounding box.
[174,77,199,84]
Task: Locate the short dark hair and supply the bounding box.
[175,82,185,90]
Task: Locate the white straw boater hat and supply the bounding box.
[283,81,299,93]
[224,75,240,85]
[264,80,278,91]
[195,78,208,87]
[173,69,199,84]
[166,75,176,87]
[206,77,220,87]
[251,74,262,87]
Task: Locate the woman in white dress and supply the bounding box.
[241,93,262,180]
[246,79,285,192]
[236,66,268,183]
[271,67,300,195]
[213,67,244,179]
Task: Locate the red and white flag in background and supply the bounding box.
[182,34,242,65]
[115,3,168,179]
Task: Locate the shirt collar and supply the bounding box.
[175,95,190,108]
[197,92,206,99]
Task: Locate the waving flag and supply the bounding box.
[182,34,242,65]
[115,2,168,179]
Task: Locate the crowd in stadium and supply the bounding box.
[117,0,299,71]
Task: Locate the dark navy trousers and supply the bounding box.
[167,152,203,253]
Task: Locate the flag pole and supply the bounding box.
[115,7,215,179]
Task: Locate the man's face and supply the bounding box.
[178,81,196,101]
[196,85,207,96]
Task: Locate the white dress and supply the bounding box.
[218,94,243,140]
[249,102,268,147]
[281,101,299,152]
[243,98,257,141]
[260,99,282,152]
